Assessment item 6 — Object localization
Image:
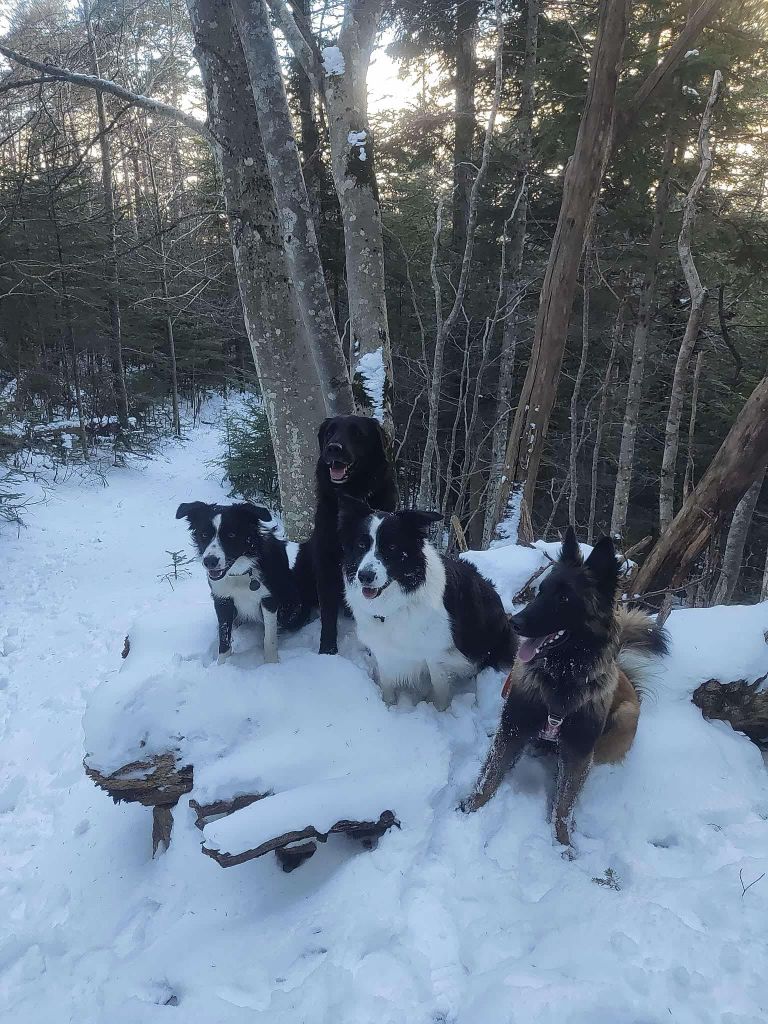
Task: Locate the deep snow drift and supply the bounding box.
[1,404,767,1024]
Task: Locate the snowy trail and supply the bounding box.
[2,414,768,1024]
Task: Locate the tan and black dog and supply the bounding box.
[462,527,669,852]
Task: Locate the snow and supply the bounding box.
[348,129,368,162]
[354,346,386,422]
[2,406,768,1023]
[322,45,345,77]
[684,49,700,59]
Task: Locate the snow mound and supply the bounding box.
[84,580,449,859]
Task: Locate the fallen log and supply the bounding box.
[691,673,768,747]
[201,810,399,871]
[85,752,193,855]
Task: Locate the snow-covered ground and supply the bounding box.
[2,409,768,1023]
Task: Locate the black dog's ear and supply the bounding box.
[398,509,442,536]
[317,417,333,451]
[560,525,582,565]
[176,501,210,521]
[337,493,372,519]
[585,535,620,589]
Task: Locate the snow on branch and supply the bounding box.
[0,43,214,146]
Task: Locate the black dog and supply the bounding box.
[176,501,309,663]
[294,415,398,655]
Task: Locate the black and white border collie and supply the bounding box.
[339,496,518,709]
[176,501,308,663]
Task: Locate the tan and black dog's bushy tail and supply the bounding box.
[615,605,670,700]
[616,605,670,658]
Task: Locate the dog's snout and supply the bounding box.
[203,554,221,569]
[358,567,376,586]
[510,613,524,633]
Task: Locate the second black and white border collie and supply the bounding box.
[176,501,309,663]
[339,496,518,709]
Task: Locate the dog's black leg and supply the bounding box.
[214,596,236,657]
[315,552,342,655]
[461,692,544,812]
[552,708,605,851]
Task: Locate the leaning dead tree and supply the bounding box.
[633,369,768,596]
[659,71,723,536]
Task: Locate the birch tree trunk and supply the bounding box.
[492,0,630,541]
[322,0,394,432]
[230,0,353,417]
[659,72,722,536]
[711,476,763,605]
[483,0,540,548]
[188,0,326,539]
[633,371,768,597]
[588,291,626,543]
[83,3,130,430]
[611,124,677,538]
[683,349,705,502]
[568,239,592,527]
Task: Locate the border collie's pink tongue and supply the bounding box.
[518,634,552,663]
[330,461,348,482]
[362,586,380,600]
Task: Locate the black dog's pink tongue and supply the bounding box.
[330,462,347,481]
[518,636,545,663]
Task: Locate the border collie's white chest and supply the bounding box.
[209,571,269,622]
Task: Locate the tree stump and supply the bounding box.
[84,752,193,855]
[691,673,768,747]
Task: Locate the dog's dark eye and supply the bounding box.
[560,593,569,603]
[227,531,237,539]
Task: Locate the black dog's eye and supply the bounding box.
[227,531,237,539]
[560,593,569,603]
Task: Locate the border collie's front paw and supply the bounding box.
[217,648,232,664]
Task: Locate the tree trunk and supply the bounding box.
[711,475,763,605]
[611,123,677,538]
[484,0,540,548]
[683,349,705,502]
[568,239,592,527]
[492,0,631,540]
[659,72,722,535]
[633,371,768,596]
[588,291,626,543]
[452,0,479,254]
[83,3,130,430]
[188,0,326,539]
[230,0,353,416]
[322,0,394,433]
[762,538,768,602]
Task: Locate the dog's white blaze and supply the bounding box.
[355,516,388,588]
[202,513,225,568]
[345,539,473,710]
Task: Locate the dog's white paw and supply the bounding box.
[216,649,232,665]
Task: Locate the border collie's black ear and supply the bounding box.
[176,501,209,521]
[317,417,332,451]
[248,504,273,523]
[398,509,442,536]
[560,525,582,564]
[585,535,620,590]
